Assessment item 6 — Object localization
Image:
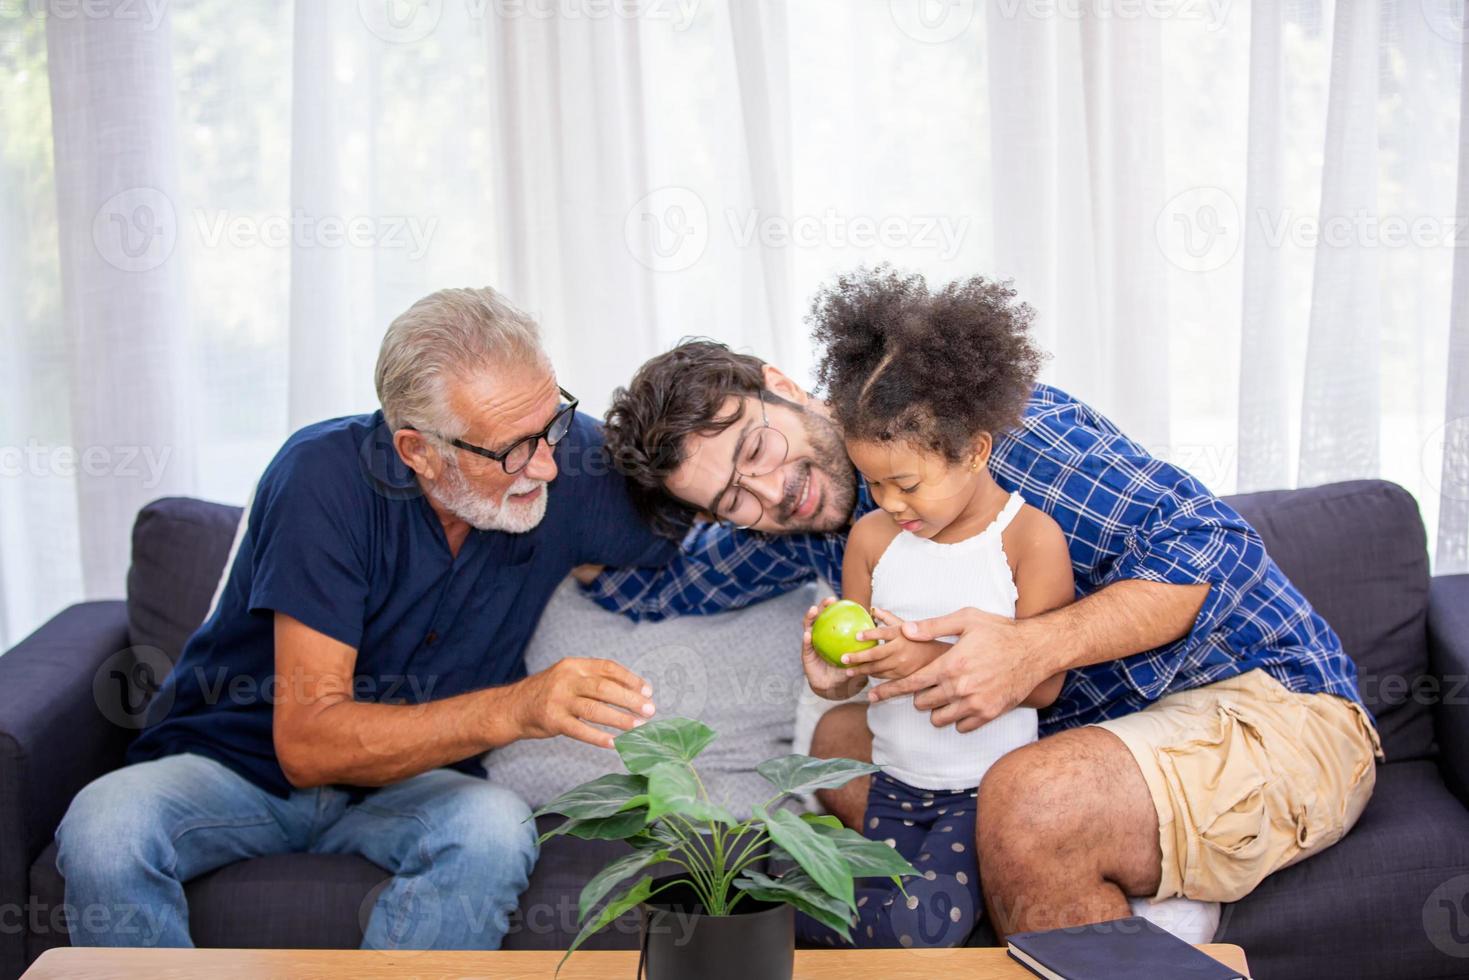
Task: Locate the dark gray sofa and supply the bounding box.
[2,480,1468,978]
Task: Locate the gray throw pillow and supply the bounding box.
[482,577,820,817]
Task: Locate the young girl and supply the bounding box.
[798,271,1073,949]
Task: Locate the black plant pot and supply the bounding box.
[638,875,795,980]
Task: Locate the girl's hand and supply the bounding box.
[839,607,950,681]
[802,598,866,700]
[867,607,1051,732]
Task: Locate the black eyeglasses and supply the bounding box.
[409,387,578,475]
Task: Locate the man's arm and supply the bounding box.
[869,579,1209,731]
[1033,578,1210,671]
[579,520,835,622]
[868,390,1279,730]
[272,613,655,788]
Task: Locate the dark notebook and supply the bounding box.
[1007,916,1245,980]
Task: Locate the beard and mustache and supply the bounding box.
[430,455,549,534]
[772,406,857,533]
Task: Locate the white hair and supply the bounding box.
[374,286,547,435]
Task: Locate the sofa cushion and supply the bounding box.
[126,497,243,664]
[1224,481,1433,762]
[184,852,387,949]
[1217,760,1469,979]
[482,578,817,815]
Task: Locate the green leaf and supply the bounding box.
[539,808,648,844]
[628,821,685,851]
[646,761,736,825]
[800,813,845,832]
[578,847,670,921]
[808,822,921,880]
[756,755,878,796]
[614,717,717,774]
[558,874,664,977]
[733,868,854,941]
[761,807,853,909]
[532,773,649,821]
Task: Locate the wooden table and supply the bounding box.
[23,944,1250,978]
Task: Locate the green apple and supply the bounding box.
[810,600,878,666]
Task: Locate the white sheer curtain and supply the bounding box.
[0,0,1465,647]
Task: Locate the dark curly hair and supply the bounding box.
[603,339,775,539]
[811,266,1044,460]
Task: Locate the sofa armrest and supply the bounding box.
[0,601,132,971]
[1429,574,1469,807]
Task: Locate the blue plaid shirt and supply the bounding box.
[583,384,1369,733]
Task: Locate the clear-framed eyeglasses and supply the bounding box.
[711,391,789,528]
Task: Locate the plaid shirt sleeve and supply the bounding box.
[580,521,845,622]
[1004,385,1363,729]
[1096,487,1272,700]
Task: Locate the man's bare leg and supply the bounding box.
[976,727,1163,940]
[809,703,871,831]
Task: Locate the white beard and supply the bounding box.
[432,461,549,533]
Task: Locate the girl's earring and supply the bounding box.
[971,457,980,472]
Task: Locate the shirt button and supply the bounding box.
[425,631,438,645]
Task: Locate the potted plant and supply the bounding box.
[534,716,919,979]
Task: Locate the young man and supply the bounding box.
[585,277,1379,940]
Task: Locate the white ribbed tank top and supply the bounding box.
[867,491,1039,790]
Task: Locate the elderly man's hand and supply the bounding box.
[867,607,1051,732]
[512,657,655,749]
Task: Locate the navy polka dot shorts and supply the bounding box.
[797,769,980,949]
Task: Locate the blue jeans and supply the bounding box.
[55,753,538,949]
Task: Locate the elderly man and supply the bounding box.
[586,308,1380,942]
[56,287,669,949]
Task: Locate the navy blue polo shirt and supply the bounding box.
[128,409,673,797]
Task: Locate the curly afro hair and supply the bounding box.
[810,266,1044,461]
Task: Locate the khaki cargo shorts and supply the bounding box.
[1093,668,1382,904]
